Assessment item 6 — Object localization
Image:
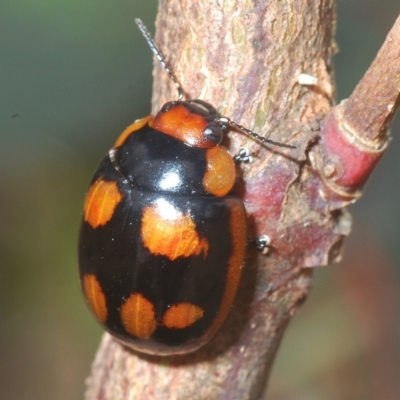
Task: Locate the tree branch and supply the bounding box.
[83,1,400,398]
[311,14,400,203]
[343,13,400,141]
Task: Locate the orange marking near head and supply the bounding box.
[84,178,122,229]
[163,303,204,329]
[120,293,157,339]
[150,104,212,148]
[141,201,209,260]
[83,274,108,323]
[203,147,236,196]
[114,116,153,148]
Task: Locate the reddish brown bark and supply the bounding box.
[84,2,400,399]
[311,14,400,203]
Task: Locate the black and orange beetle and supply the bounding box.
[78,19,294,355]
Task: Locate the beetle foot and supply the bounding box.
[233,148,253,164]
[255,235,271,255]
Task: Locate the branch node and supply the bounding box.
[311,103,388,200]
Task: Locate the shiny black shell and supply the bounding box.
[79,108,246,355]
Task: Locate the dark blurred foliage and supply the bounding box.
[269,1,400,399]
[0,1,399,399]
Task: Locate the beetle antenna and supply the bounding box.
[135,19,294,150]
[135,18,184,101]
[219,117,296,149]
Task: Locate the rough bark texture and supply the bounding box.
[85,1,339,399]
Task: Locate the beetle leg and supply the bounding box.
[233,148,253,164]
[254,235,271,255]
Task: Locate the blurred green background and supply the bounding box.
[1,1,399,399]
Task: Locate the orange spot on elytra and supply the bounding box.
[202,147,236,196]
[163,303,204,329]
[141,202,209,260]
[83,274,108,323]
[114,116,153,148]
[120,293,157,339]
[84,178,122,229]
[222,199,246,305]
[200,199,246,341]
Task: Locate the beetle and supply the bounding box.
[78,19,294,355]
